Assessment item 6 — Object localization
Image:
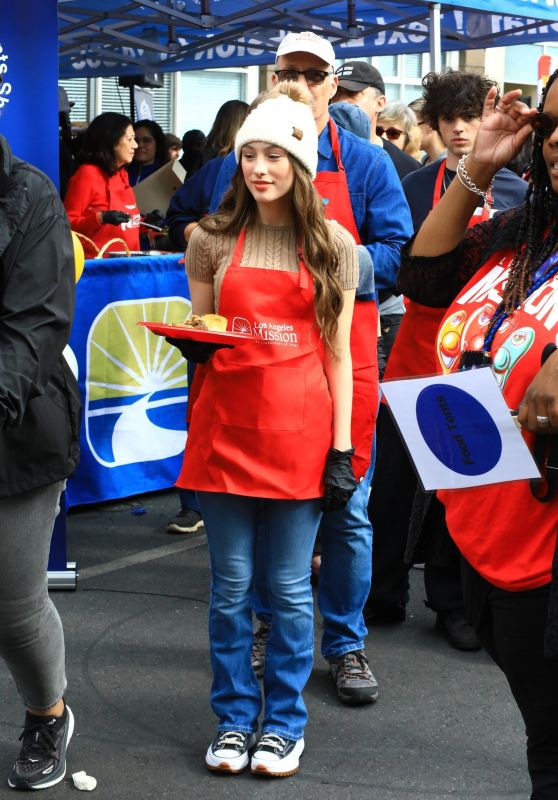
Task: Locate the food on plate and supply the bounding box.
[180,314,209,330]
[169,313,228,332]
[200,314,228,332]
[169,314,228,331]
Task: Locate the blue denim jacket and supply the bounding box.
[209,120,412,296]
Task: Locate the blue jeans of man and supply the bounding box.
[253,249,376,658]
[197,491,321,741]
[253,452,374,661]
[318,453,374,661]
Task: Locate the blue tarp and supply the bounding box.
[58,1,558,79]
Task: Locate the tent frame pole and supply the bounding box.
[429,3,441,73]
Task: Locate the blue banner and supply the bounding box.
[1,0,59,184]
[66,254,192,507]
[58,1,558,79]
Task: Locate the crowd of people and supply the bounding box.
[3,28,558,797]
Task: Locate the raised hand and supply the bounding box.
[468,86,536,174]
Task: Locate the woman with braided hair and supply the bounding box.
[397,73,558,799]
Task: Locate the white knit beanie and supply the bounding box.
[234,90,318,179]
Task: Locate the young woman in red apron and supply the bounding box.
[64,113,141,258]
[169,84,358,778]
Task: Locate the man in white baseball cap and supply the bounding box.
[275,30,336,65]
[210,30,412,709]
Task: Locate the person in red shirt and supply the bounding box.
[64,112,140,257]
[398,74,558,799]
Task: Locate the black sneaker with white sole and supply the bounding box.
[330,649,379,705]
[166,508,204,534]
[251,733,304,777]
[8,704,74,790]
[205,730,256,774]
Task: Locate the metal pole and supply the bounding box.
[429,3,442,73]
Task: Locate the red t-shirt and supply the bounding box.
[436,247,557,591]
[64,164,140,257]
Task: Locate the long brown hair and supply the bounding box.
[206,100,249,157]
[200,85,344,351]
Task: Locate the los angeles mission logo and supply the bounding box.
[231,316,299,345]
[0,42,12,111]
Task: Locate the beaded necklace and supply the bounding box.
[458,250,558,370]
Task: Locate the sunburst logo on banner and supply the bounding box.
[85,297,191,467]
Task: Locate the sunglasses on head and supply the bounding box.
[530,112,558,139]
[376,125,405,141]
[274,68,332,86]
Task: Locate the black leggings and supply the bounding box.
[462,561,558,800]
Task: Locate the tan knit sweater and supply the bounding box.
[185,220,358,312]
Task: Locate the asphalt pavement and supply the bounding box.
[0,489,529,800]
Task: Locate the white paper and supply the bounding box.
[381,367,540,490]
[72,771,97,791]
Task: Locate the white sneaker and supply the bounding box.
[205,731,256,774]
[251,733,304,777]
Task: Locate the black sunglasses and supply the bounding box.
[530,112,558,139]
[376,125,405,141]
[274,69,332,86]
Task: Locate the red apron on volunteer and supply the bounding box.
[64,164,141,257]
[385,158,493,382]
[178,228,333,499]
[435,247,557,592]
[313,119,379,479]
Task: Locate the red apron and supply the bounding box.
[91,169,141,256]
[435,248,556,591]
[177,229,333,500]
[314,119,379,479]
[384,158,493,381]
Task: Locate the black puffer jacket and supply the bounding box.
[0,135,80,497]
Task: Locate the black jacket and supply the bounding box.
[0,135,80,497]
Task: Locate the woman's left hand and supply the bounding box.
[517,347,558,433]
[468,87,536,175]
[322,447,357,511]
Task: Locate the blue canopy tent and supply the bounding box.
[57,0,558,79]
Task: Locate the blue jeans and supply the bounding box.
[318,453,374,661]
[197,491,321,741]
[253,446,376,661]
[178,488,200,514]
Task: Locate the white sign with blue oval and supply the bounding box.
[381,367,540,490]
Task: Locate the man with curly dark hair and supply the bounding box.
[421,68,495,140]
[402,68,527,231]
[367,69,527,651]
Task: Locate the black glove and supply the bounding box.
[322,447,357,512]
[101,210,130,225]
[142,210,166,227]
[165,337,234,364]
